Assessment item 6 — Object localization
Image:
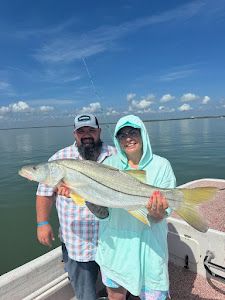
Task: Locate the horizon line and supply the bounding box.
[0,114,224,131]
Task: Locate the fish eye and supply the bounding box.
[32,166,37,170]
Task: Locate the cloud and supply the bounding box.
[40,68,82,83]
[33,36,107,64]
[181,93,199,102]
[14,19,76,39]
[158,106,175,112]
[134,99,152,109]
[0,101,31,115]
[0,106,10,114]
[39,106,54,112]
[0,100,55,115]
[0,81,11,90]
[28,98,74,106]
[0,81,15,96]
[178,103,192,111]
[80,102,102,113]
[106,107,120,116]
[128,94,155,112]
[10,101,30,112]
[127,93,136,101]
[160,69,196,82]
[202,96,210,104]
[33,1,207,64]
[160,94,175,103]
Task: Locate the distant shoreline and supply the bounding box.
[0,114,224,130]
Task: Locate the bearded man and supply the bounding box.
[36,113,115,300]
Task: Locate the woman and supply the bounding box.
[95,115,176,300]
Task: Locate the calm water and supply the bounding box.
[0,118,224,275]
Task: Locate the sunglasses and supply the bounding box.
[117,129,140,141]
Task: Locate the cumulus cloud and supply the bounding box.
[181,93,199,102]
[0,101,31,114]
[178,103,192,111]
[129,99,152,112]
[39,105,54,112]
[0,100,56,115]
[158,106,175,112]
[11,101,30,112]
[80,102,102,114]
[127,93,136,101]
[160,94,175,103]
[135,99,151,109]
[106,107,119,116]
[0,106,10,114]
[202,96,210,104]
[127,93,155,112]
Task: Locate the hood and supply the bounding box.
[113,115,153,169]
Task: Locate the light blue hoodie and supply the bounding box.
[95,115,176,295]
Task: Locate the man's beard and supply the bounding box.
[77,138,103,160]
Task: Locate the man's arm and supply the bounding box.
[36,195,55,247]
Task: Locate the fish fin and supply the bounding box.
[175,187,218,232]
[85,202,109,219]
[70,192,86,206]
[128,207,150,225]
[175,206,209,233]
[124,170,146,183]
[179,187,218,205]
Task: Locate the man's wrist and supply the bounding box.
[37,221,49,227]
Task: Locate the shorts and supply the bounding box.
[101,272,170,300]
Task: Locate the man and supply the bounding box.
[36,113,116,300]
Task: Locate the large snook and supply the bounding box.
[19,159,217,232]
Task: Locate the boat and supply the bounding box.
[0,178,225,300]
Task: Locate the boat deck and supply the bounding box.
[169,262,225,300]
[168,179,225,300]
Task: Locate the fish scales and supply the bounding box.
[56,159,178,200]
[18,159,218,232]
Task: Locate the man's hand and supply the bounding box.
[37,223,55,247]
[146,190,168,220]
[56,182,71,198]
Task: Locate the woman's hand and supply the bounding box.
[146,190,168,220]
[55,182,71,198]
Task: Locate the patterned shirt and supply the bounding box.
[36,142,116,262]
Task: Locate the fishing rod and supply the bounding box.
[81,56,114,142]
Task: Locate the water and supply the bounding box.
[0,118,224,276]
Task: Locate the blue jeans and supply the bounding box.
[62,243,100,300]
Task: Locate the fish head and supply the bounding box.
[19,163,51,183]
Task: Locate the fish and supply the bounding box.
[18,159,218,232]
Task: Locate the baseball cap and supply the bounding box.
[74,113,99,130]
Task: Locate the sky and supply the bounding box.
[0,0,225,128]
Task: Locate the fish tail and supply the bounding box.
[175,187,218,232]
